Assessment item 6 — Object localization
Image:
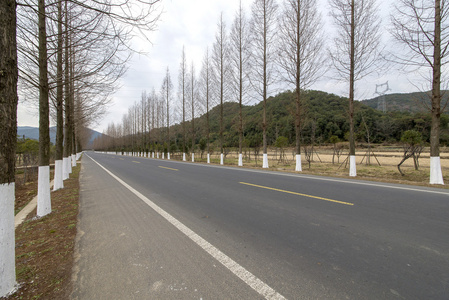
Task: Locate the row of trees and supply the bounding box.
[0,0,161,296]
[94,89,449,155]
[98,0,447,185]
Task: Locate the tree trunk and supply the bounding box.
[54,0,64,191]
[63,0,71,179]
[349,0,356,177]
[37,0,51,217]
[262,6,268,169]
[430,0,444,184]
[0,0,18,294]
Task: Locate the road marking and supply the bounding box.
[87,154,286,300]
[240,182,354,206]
[158,166,178,171]
[132,161,140,164]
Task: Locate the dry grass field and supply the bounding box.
[199,145,449,188]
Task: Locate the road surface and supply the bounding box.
[71,151,449,299]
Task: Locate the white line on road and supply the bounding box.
[86,154,286,300]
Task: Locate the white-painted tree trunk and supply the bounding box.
[62,157,69,180]
[72,154,76,167]
[207,153,210,164]
[68,156,72,174]
[263,154,269,168]
[0,183,16,297]
[167,153,170,160]
[157,152,159,159]
[37,166,52,217]
[238,153,243,166]
[430,156,444,185]
[183,153,186,161]
[162,153,165,159]
[295,154,302,172]
[152,152,154,158]
[192,153,195,162]
[349,155,357,177]
[220,153,224,165]
[53,160,64,191]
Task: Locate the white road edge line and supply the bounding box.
[86,154,286,300]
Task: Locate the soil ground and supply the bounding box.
[3,164,80,300]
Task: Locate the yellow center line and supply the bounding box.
[132,161,141,164]
[158,166,179,171]
[239,182,354,206]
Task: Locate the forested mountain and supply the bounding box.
[177,90,449,149]
[362,91,449,114]
[17,126,102,148]
[95,90,449,152]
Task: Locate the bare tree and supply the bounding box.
[0,0,18,295]
[161,67,173,159]
[212,13,231,165]
[189,62,198,162]
[230,0,252,167]
[250,0,279,168]
[179,46,188,160]
[391,0,448,184]
[37,0,52,217]
[148,87,157,156]
[278,0,325,172]
[199,47,213,163]
[53,0,64,190]
[329,0,383,177]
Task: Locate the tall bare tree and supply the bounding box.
[179,46,188,161]
[250,0,279,168]
[161,67,173,159]
[53,0,64,190]
[278,0,325,172]
[212,13,230,165]
[199,47,213,163]
[189,62,198,162]
[329,0,382,177]
[391,0,448,185]
[230,0,252,167]
[37,0,52,217]
[0,0,18,295]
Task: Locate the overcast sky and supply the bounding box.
[17,0,424,133]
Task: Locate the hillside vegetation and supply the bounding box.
[362,91,449,114]
[187,90,449,148]
[96,90,449,152]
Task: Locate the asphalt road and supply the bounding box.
[71,151,449,299]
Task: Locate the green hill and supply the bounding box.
[362,91,449,114]
[103,89,449,152]
[183,90,449,147]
